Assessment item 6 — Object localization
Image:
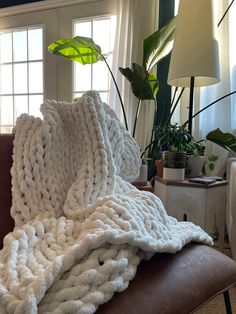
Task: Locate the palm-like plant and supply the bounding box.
[119,17,176,137]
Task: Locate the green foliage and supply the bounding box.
[120,17,176,102]
[48,36,103,64]
[119,63,158,100]
[119,17,176,138]
[154,124,191,153]
[142,123,202,158]
[206,128,236,154]
[143,17,176,71]
[48,36,129,130]
[186,140,205,156]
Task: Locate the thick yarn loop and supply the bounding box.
[0,91,212,313]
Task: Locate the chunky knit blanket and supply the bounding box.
[0,91,212,314]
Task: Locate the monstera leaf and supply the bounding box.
[143,17,176,71]
[48,36,104,64]
[119,63,158,100]
[206,128,236,153]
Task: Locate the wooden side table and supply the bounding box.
[154,176,228,251]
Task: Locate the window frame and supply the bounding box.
[0,25,44,131]
[0,0,117,132]
[73,14,116,103]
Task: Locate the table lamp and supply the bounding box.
[167,0,220,134]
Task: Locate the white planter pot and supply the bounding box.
[134,164,148,183]
[163,167,185,181]
[186,155,205,177]
[204,140,229,177]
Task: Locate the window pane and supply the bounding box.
[1,126,13,133]
[14,95,28,119]
[73,16,115,101]
[0,64,13,94]
[29,95,43,118]
[0,32,12,63]
[0,96,13,125]
[74,63,91,91]
[74,92,84,102]
[74,21,91,37]
[92,61,109,90]
[93,19,111,54]
[99,92,108,103]
[29,62,43,93]
[13,30,27,62]
[28,28,43,60]
[14,63,28,94]
[0,25,44,133]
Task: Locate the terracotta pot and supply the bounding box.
[155,159,163,177]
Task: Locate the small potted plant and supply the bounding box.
[155,124,190,181]
[185,140,205,177]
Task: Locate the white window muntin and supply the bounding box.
[73,14,116,103]
[0,25,44,132]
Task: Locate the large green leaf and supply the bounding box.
[119,63,158,100]
[206,128,236,153]
[48,36,103,64]
[143,17,176,71]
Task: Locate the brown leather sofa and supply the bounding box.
[1,133,236,314]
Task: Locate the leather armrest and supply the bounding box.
[0,134,15,248]
[97,243,236,314]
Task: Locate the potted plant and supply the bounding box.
[142,123,190,180]
[203,128,236,177]
[150,124,205,180]
[159,124,190,181]
[185,140,205,177]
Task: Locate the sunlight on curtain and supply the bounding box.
[193,0,236,140]
[173,0,236,140]
[110,0,157,151]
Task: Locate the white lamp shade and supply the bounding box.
[168,0,220,87]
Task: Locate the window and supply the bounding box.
[73,16,116,103]
[0,26,43,132]
[0,0,117,133]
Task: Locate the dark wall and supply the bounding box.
[0,0,44,9]
[155,0,175,126]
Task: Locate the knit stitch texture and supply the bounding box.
[0,91,212,314]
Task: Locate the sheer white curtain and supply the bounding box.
[109,0,157,151]
[173,1,236,141]
[193,1,236,140]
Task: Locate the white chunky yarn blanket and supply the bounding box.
[0,91,212,314]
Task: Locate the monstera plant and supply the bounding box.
[206,128,236,154]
